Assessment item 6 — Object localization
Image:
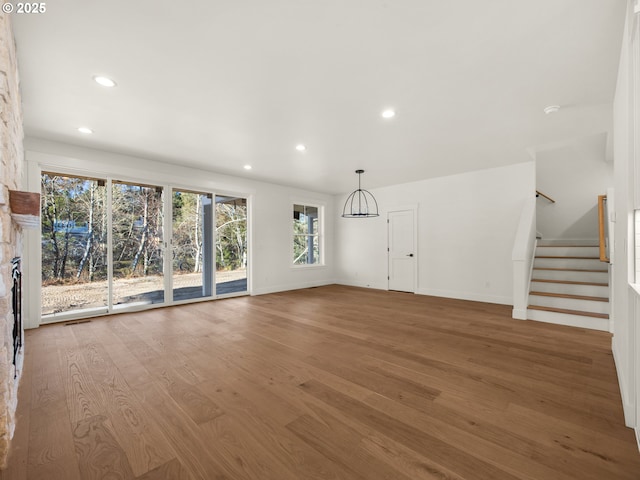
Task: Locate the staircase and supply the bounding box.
[527,244,610,331]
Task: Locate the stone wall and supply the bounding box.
[0,13,24,468]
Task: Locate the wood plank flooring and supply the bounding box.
[2,285,639,479]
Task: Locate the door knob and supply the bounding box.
[407,253,414,257]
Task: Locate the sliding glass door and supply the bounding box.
[41,173,108,317]
[172,190,214,301]
[111,181,165,308]
[41,172,248,321]
[215,195,248,295]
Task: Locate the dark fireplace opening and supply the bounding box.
[11,258,22,377]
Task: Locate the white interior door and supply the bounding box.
[388,209,416,292]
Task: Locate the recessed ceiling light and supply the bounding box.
[543,105,560,115]
[77,127,93,134]
[93,75,117,88]
[381,109,396,119]
[243,165,252,170]
[295,144,306,152]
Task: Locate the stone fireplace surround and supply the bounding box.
[0,13,26,467]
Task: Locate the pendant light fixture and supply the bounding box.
[342,169,379,218]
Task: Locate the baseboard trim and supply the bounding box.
[334,282,513,306]
[512,308,528,320]
[334,279,388,291]
[416,288,511,306]
[252,280,334,296]
[254,281,513,306]
[612,338,636,429]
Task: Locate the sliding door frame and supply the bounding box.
[27,163,251,327]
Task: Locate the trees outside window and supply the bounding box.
[216,196,247,295]
[111,181,165,307]
[41,172,249,317]
[172,190,213,300]
[293,204,321,265]
[41,173,108,314]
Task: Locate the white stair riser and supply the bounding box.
[534,258,604,269]
[528,245,610,332]
[535,246,600,257]
[529,282,609,297]
[531,269,608,283]
[527,309,609,331]
[537,240,599,246]
[528,295,609,314]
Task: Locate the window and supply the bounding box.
[40,169,250,321]
[111,181,165,308]
[215,195,248,295]
[293,204,321,265]
[172,189,214,301]
[41,173,108,316]
[41,173,167,317]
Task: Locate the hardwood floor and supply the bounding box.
[2,285,639,479]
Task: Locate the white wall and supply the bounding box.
[512,196,537,320]
[335,161,535,305]
[536,132,613,242]
[610,0,639,442]
[22,138,335,328]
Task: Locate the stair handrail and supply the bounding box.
[598,195,609,262]
[535,190,556,203]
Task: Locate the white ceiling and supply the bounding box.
[12,0,627,194]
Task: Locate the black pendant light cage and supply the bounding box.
[342,170,380,218]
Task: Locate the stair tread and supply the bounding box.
[531,278,608,287]
[529,291,608,302]
[537,245,598,248]
[533,267,608,273]
[535,256,600,259]
[528,305,609,319]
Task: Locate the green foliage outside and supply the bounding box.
[215,198,247,271]
[41,174,247,287]
[41,174,108,283]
